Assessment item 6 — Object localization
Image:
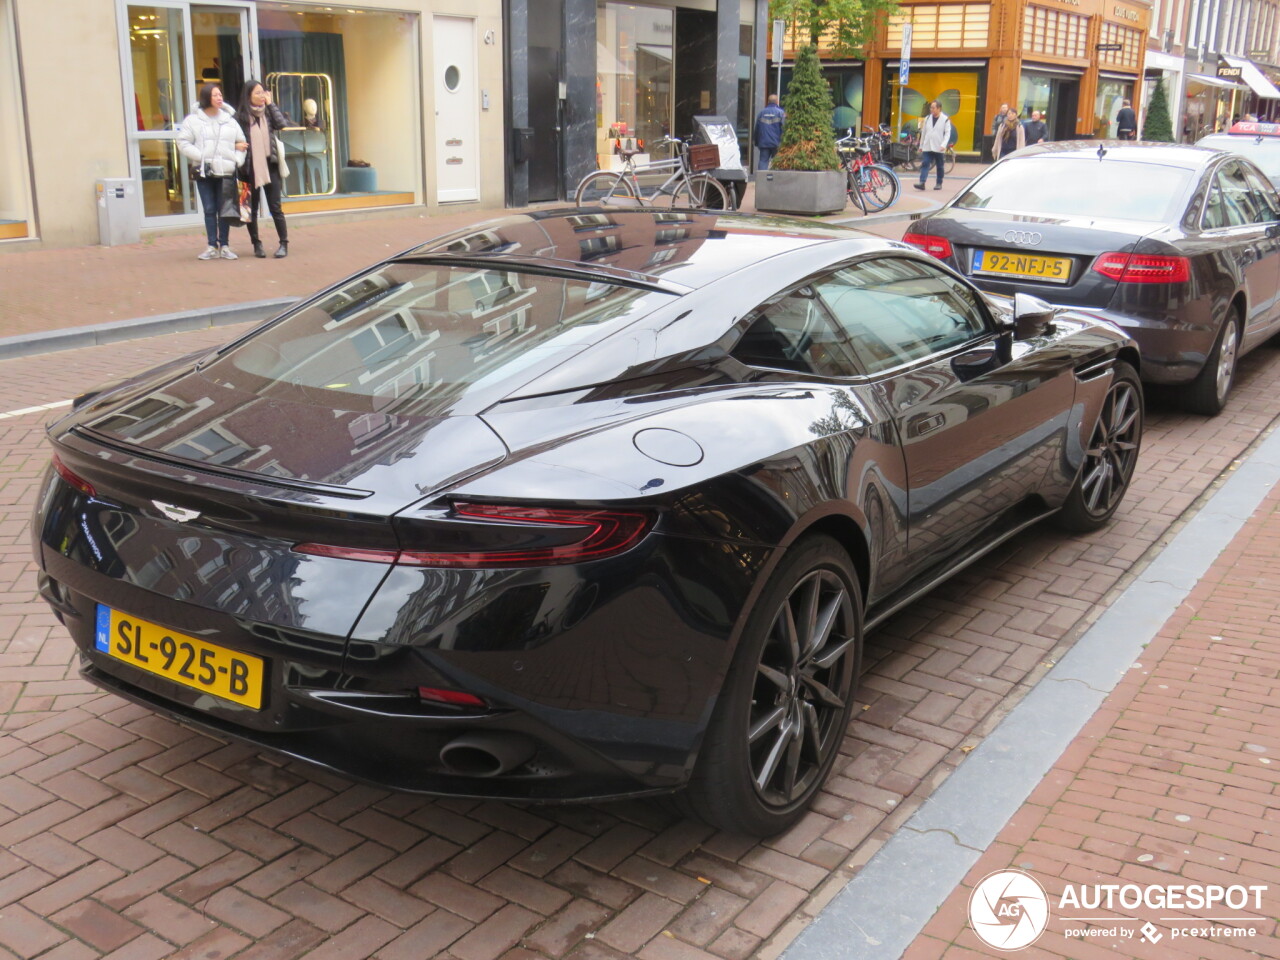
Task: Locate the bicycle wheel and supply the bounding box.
[858,164,900,211]
[575,170,637,206]
[846,167,867,215]
[945,147,957,175]
[668,173,730,210]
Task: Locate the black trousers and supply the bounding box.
[246,178,287,243]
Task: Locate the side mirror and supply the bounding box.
[998,292,1056,340]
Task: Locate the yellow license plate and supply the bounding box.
[95,605,264,709]
[972,249,1073,284]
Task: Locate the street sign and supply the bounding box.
[900,23,912,86]
[1096,42,1123,51]
[772,19,784,62]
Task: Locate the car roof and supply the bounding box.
[1007,140,1224,170]
[394,209,884,291]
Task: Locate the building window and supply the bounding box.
[887,5,991,49]
[0,2,30,238]
[596,3,674,165]
[1099,23,1143,67]
[1023,6,1089,59]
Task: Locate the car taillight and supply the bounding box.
[51,454,96,497]
[294,503,653,568]
[1092,252,1191,283]
[902,231,953,259]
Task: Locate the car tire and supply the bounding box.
[1183,308,1242,416]
[1056,361,1143,533]
[680,535,862,836]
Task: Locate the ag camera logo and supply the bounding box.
[969,869,1050,951]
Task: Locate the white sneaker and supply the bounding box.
[197,245,218,260]
[220,245,238,260]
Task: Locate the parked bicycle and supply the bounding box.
[897,129,957,175]
[574,136,731,210]
[836,130,900,214]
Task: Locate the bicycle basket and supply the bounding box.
[888,142,911,163]
[688,142,721,172]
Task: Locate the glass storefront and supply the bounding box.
[1018,67,1081,141]
[883,64,985,152]
[596,2,674,167]
[1095,76,1135,138]
[0,0,31,238]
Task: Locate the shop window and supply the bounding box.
[1023,6,1088,59]
[1094,78,1135,138]
[597,2,673,169]
[0,1,28,238]
[257,6,418,203]
[887,5,991,50]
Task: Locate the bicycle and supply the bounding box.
[574,136,731,210]
[898,131,957,175]
[836,132,900,214]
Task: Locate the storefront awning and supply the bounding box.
[1185,72,1246,90]
[1221,55,1280,99]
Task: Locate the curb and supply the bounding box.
[0,297,300,360]
[781,418,1280,959]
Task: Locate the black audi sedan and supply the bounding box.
[904,141,1280,414]
[34,210,1142,835]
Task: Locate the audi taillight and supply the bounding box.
[51,455,96,498]
[902,231,953,260]
[1092,252,1191,284]
[294,503,654,568]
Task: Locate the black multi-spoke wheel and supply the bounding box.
[682,535,862,835]
[1057,361,1143,532]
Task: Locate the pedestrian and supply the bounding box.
[1024,109,1048,144]
[993,109,1025,160]
[235,80,290,259]
[1115,99,1137,140]
[913,100,952,191]
[990,102,1010,138]
[754,93,786,170]
[177,83,247,260]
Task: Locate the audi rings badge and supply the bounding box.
[1003,230,1043,245]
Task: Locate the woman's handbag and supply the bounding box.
[238,180,253,223]
[217,177,243,225]
[274,135,290,180]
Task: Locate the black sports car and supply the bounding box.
[34,210,1142,835]
[905,141,1280,414]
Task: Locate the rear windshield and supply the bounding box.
[954,158,1194,222]
[206,263,674,408]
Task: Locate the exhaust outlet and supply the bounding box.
[439,732,536,777]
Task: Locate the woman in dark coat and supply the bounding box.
[235,80,290,258]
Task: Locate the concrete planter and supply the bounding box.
[754,169,847,216]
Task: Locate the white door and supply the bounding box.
[433,16,479,203]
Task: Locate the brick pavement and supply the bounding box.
[902,471,1280,960]
[1,168,1276,960]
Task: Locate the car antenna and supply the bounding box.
[1097,142,1107,160]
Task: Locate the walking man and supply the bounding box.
[754,94,786,170]
[914,100,952,191]
[1116,99,1137,140]
[1024,109,1048,144]
[990,102,1010,137]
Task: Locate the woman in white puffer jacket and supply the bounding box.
[177,83,247,260]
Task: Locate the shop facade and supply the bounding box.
[504,0,761,204]
[780,0,1150,156]
[4,0,504,248]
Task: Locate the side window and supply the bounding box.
[731,288,862,377]
[1242,165,1280,223]
[814,257,989,375]
[1211,163,1257,228]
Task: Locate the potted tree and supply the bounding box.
[756,0,898,216]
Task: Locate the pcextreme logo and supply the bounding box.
[967,870,1268,950]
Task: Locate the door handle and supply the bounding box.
[907,412,945,438]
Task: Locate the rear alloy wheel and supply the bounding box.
[1056,361,1143,532]
[682,536,861,835]
[1183,309,1241,416]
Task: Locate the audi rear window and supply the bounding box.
[203,263,674,409]
[954,158,1194,222]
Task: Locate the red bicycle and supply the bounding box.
[835,131,900,214]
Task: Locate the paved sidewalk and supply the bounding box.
[0,167,976,345]
[893,466,1280,959]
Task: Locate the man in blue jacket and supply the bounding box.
[754,94,786,170]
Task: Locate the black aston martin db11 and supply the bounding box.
[34,210,1143,835]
